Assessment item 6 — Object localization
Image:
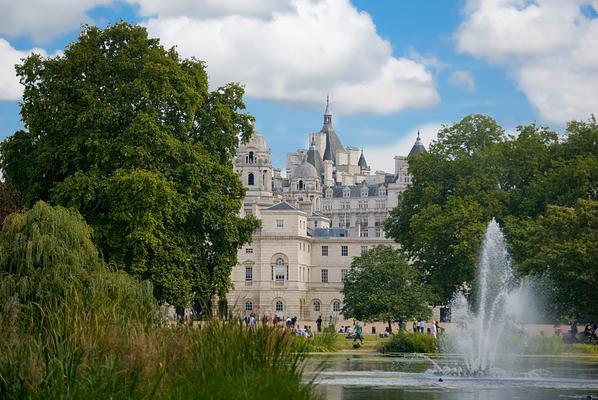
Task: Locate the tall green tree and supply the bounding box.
[0,23,259,306]
[342,246,432,332]
[385,115,506,304]
[385,114,598,317]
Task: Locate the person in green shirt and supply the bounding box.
[353,322,363,344]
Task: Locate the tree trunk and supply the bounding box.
[387,320,392,333]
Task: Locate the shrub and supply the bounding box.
[524,336,564,355]
[382,331,438,353]
[569,343,598,354]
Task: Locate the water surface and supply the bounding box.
[306,353,598,400]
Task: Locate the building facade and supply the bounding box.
[227,98,426,321]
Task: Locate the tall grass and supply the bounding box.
[296,331,338,352]
[0,202,320,400]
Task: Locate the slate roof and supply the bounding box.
[358,151,368,168]
[264,201,301,211]
[306,145,324,174]
[408,131,427,157]
[311,228,349,237]
[327,183,388,198]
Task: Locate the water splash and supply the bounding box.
[444,219,536,375]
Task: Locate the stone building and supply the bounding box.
[227,99,425,321]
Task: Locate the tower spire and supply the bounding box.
[323,95,332,126]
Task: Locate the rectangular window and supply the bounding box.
[341,245,348,256]
[245,266,253,281]
[245,248,253,254]
[341,269,348,281]
[375,227,381,237]
[360,229,368,238]
[276,219,284,228]
[321,269,328,283]
[321,245,328,256]
[361,245,368,255]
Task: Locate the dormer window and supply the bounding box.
[378,186,386,196]
[342,188,350,198]
[326,188,333,198]
[361,187,368,197]
[247,151,255,163]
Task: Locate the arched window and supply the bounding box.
[245,300,253,311]
[313,301,321,312]
[248,151,254,163]
[298,180,304,190]
[275,300,284,312]
[248,173,254,186]
[332,301,341,313]
[275,258,285,281]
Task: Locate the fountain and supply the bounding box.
[444,218,537,375]
[309,219,598,399]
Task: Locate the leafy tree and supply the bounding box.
[0,181,21,224]
[385,114,598,317]
[506,200,598,320]
[0,23,259,306]
[342,246,432,332]
[385,115,505,304]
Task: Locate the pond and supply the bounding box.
[306,353,598,400]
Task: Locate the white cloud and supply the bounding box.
[0,0,110,43]
[0,39,47,100]
[448,69,475,92]
[456,0,598,124]
[142,0,440,115]
[364,123,443,173]
[129,0,293,19]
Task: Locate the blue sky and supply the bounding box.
[1,0,596,173]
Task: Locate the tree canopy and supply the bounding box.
[342,245,432,332]
[384,114,598,318]
[0,181,20,225]
[0,23,259,306]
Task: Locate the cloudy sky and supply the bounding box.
[1,0,597,172]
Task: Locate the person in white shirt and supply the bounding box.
[429,321,437,338]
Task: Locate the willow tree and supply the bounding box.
[0,23,259,306]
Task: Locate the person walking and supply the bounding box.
[316,315,323,333]
[353,322,363,344]
[429,321,437,338]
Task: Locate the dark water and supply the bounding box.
[305,354,598,400]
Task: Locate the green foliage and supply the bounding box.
[385,114,598,317]
[298,331,338,352]
[0,203,318,399]
[382,331,438,354]
[0,181,20,225]
[342,246,432,331]
[0,23,260,305]
[506,200,598,319]
[569,343,598,354]
[524,336,564,355]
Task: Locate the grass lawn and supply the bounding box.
[332,333,391,351]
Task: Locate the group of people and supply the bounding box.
[413,319,442,338]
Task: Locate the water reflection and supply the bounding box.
[307,354,598,400]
